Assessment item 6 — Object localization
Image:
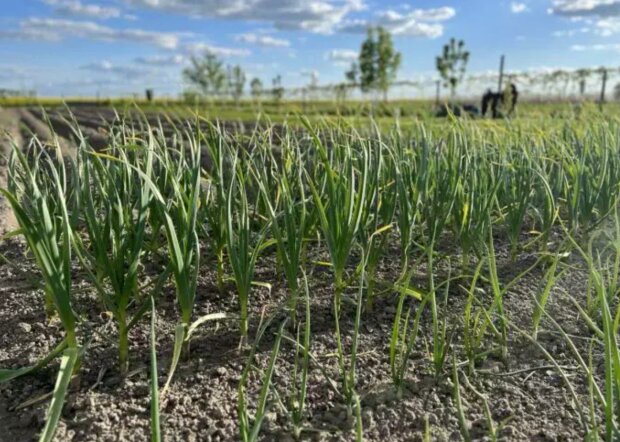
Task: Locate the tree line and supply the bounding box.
[182,27,472,102]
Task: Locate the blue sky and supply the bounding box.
[1,0,619,97]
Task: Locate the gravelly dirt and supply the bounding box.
[0,228,605,442]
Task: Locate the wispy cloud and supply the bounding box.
[571,42,620,51]
[325,49,357,67]
[549,0,620,18]
[184,42,251,57]
[235,33,290,47]
[552,27,589,37]
[42,0,132,20]
[134,54,187,65]
[80,60,150,78]
[121,0,366,33]
[549,1,620,36]
[338,7,455,38]
[0,18,182,49]
[511,2,529,14]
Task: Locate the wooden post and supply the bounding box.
[435,80,441,107]
[599,69,608,110]
[497,55,505,94]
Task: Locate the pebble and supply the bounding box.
[502,425,516,437]
[17,322,32,333]
[427,413,439,425]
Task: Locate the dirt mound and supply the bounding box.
[0,109,21,235]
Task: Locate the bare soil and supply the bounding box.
[0,238,602,441]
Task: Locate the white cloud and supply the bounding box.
[571,42,620,51]
[552,26,590,36]
[510,2,529,14]
[42,0,126,20]
[549,0,620,18]
[185,42,251,57]
[592,16,620,34]
[338,7,455,38]
[325,49,357,67]
[80,60,150,77]
[134,54,187,65]
[122,0,366,33]
[235,33,290,47]
[326,49,357,62]
[549,1,620,35]
[0,18,181,49]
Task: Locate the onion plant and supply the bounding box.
[389,268,428,393]
[452,145,499,269]
[156,128,201,332]
[568,230,620,441]
[2,139,79,442]
[529,164,557,252]
[201,123,230,292]
[392,135,420,271]
[225,147,268,338]
[138,124,205,394]
[253,137,308,318]
[238,318,286,442]
[486,229,508,361]
[149,297,161,442]
[275,271,312,439]
[531,252,562,340]
[357,134,397,309]
[497,148,534,260]
[304,121,370,383]
[561,127,620,233]
[417,136,460,376]
[74,136,154,374]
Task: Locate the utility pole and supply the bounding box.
[497,55,505,94]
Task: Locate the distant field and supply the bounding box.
[2,96,620,124]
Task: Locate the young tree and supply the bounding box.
[250,77,263,101]
[574,68,591,97]
[338,62,358,101]
[357,26,401,100]
[359,28,377,94]
[228,64,246,103]
[183,52,226,98]
[376,27,401,101]
[436,38,470,100]
[334,83,348,103]
[272,75,284,104]
[345,62,358,85]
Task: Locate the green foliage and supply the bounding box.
[228,65,246,103]
[357,26,401,99]
[183,52,227,98]
[436,38,470,99]
[250,77,263,100]
[74,132,154,373]
[376,27,402,100]
[5,106,620,440]
[272,75,284,103]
